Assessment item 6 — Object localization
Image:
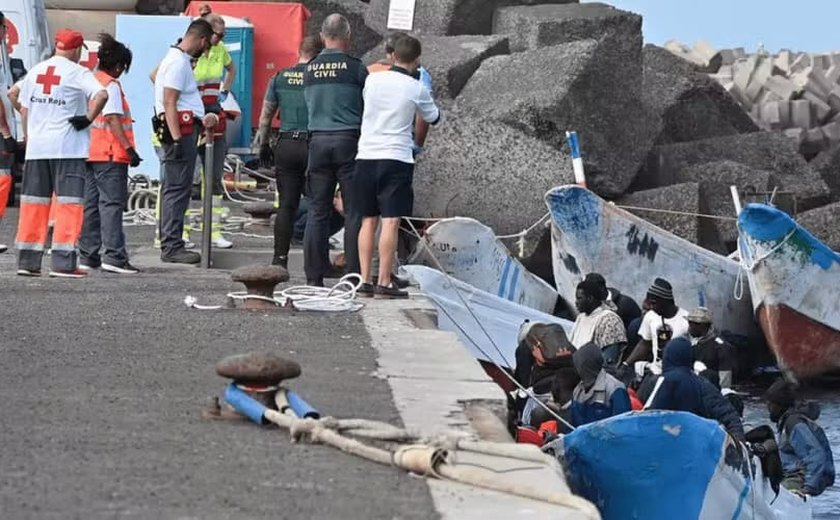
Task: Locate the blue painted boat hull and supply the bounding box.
[563,411,811,520]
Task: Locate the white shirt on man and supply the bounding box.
[639,307,690,362]
[20,56,105,160]
[356,67,440,164]
[154,47,204,118]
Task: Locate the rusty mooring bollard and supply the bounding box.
[231,264,289,310]
[243,201,276,226]
[205,352,302,420]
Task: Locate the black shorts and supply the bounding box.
[354,159,414,218]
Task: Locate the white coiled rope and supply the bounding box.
[184,274,364,312]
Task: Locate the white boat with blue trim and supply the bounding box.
[738,203,840,378]
[402,265,572,390]
[545,185,761,340]
[411,217,562,315]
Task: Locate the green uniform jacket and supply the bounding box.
[303,48,368,132]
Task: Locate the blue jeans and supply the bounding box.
[79,162,130,266]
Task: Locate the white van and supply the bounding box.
[2,0,51,75]
[0,0,52,140]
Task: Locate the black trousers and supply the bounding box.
[303,131,361,282]
[273,137,308,259]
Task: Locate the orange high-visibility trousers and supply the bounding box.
[16,159,87,272]
[0,153,12,219]
[48,193,57,227]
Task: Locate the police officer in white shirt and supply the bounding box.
[153,19,216,264]
[15,29,108,278]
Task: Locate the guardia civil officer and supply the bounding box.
[302,14,367,287]
[253,35,324,269]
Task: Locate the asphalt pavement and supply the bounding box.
[0,210,436,520]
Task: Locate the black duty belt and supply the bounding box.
[278,131,309,141]
[310,129,360,138]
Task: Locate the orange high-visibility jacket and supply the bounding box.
[88,71,135,164]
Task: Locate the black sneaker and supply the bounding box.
[373,274,410,289]
[357,282,375,298]
[374,282,408,299]
[161,249,201,264]
[307,278,324,287]
[78,259,100,271]
[392,274,410,289]
[102,262,140,274]
[272,256,288,269]
[16,268,41,277]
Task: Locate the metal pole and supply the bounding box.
[200,128,214,269]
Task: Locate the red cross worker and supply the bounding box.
[14,28,108,278]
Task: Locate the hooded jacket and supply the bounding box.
[570,343,631,426]
[777,402,835,495]
[650,338,745,441]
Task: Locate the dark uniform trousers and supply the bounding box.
[79,162,130,267]
[273,134,308,259]
[303,131,361,282]
[159,131,199,256]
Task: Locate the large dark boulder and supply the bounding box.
[363,35,510,99]
[458,33,648,197]
[642,45,759,146]
[616,183,707,246]
[809,143,840,201]
[493,1,632,54]
[366,0,578,37]
[413,104,575,234]
[299,0,382,57]
[676,161,778,251]
[796,202,840,252]
[638,132,831,212]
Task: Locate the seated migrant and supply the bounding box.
[570,342,632,427]
[764,379,835,497]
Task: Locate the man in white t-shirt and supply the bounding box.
[355,34,441,299]
[624,277,689,366]
[153,19,215,264]
[569,278,627,366]
[14,29,108,278]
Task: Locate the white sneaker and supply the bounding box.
[212,236,233,249]
[49,269,88,279]
[101,262,140,274]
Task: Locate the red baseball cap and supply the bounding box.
[55,29,85,51]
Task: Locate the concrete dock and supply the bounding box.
[0,210,590,519]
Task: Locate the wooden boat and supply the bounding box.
[560,411,811,520]
[737,203,840,378]
[402,265,573,391]
[545,185,761,340]
[411,217,562,315]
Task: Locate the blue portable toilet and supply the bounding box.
[218,15,254,153]
[116,14,254,179]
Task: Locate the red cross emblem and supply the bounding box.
[36,65,61,95]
